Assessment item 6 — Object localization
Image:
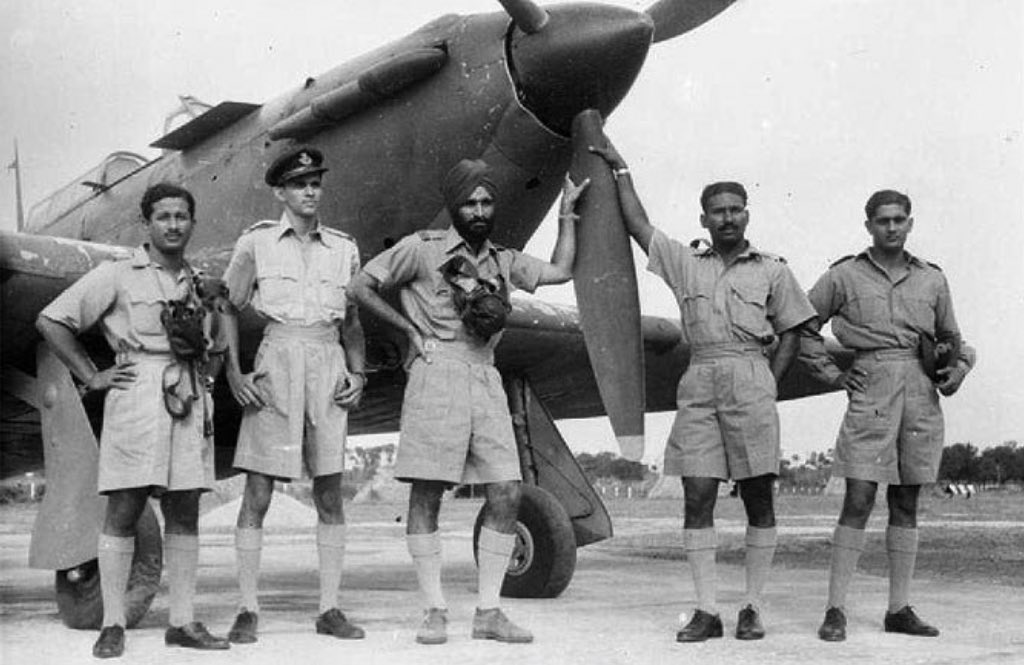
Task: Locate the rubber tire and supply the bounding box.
[55,502,163,629]
[473,484,577,598]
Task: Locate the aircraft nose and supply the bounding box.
[506,4,654,136]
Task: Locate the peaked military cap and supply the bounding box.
[265,147,328,186]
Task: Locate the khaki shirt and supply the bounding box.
[648,229,815,348]
[362,226,546,347]
[802,249,973,383]
[40,246,193,354]
[223,214,359,326]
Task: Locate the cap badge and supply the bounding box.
[298,152,313,166]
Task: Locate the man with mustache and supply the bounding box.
[347,158,587,645]
[37,183,229,658]
[800,190,974,642]
[590,140,817,643]
[221,147,367,644]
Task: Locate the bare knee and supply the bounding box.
[237,473,275,529]
[103,488,149,537]
[838,479,878,529]
[161,490,200,535]
[407,480,446,535]
[738,475,776,528]
[682,477,719,529]
[313,473,345,525]
[886,484,920,528]
[482,481,521,533]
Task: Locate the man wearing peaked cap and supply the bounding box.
[264,147,329,187]
[347,158,588,646]
[221,145,367,643]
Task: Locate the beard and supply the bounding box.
[452,212,494,246]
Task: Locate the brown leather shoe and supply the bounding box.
[884,606,940,637]
[316,608,366,639]
[472,608,533,643]
[228,610,258,644]
[735,604,766,640]
[164,622,230,650]
[92,625,125,659]
[415,607,448,645]
[818,606,847,642]
[676,609,724,642]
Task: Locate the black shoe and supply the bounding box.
[735,604,766,640]
[92,625,125,659]
[315,608,365,639]
[884,606,940,637]
[676,609,724,642]
[818,607,847,642]
[228,610,259,644]
[164,621,230,650]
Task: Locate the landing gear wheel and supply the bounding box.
[55,502,163,629]
[473,484,576,598]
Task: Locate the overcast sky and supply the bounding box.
[1,0,1021,464]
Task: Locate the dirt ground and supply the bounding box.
[1,493,1023,664]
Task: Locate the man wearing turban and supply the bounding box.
[348,159,587,645]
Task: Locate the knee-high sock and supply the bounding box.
[235,528,262,613]
[406,531,446,610]
[684,528,717,614]
[827,525,866,609]
[317,523,347,613]
[744,526,777,609]
[98,534,134,628]
[886,526,918,612]
[165,533,199,627]
[476,527,515,611]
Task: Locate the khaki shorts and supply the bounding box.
[395,340,520,485]
[832,349,944,485]
[99,355,215,494]
[233,324,350,480]
[663,345,779,480]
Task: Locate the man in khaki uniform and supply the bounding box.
[590,140,816,642]
[37,183,229,658]
[347,158,587,645]
[800,189,974,642]
[222,147,367,643]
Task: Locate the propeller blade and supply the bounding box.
[569,109,645,461]
[645,0,738,43]
[497,0,549,34]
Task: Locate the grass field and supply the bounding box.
[2,489,1020,588]
[595,490,1024,587]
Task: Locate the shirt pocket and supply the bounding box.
[848,293,889,326]
[316,251,350,320]
[256,263,301,317]
[125,279,167,340]
[728,282,770,338]
[679,288,714,339]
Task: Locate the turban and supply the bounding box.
[442,159,498,210]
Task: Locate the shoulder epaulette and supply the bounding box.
[241,219,278,235]
[925,261,943,272]
[689,238,712,253]
[757,250,787,264]
[829,255,856,268]
[416,230,447,241]
[321,226,354,242]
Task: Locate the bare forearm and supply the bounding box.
[35,317,97,383]
[341,309,366,374]
[612,173,655,253]
[545,214,577,284]
[348,276,416,337]
[221,309,243,376]
[771,329,800,384]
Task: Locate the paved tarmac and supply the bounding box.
[2,505,1023,665]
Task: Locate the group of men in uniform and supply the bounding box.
[36,135,972,658]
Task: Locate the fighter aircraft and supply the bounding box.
[0,0,848,629]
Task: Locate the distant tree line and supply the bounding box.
[575,452,648,482]
[938,441,1023,484]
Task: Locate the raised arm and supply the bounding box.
[588,141,656,254]
[535,175,589,286]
